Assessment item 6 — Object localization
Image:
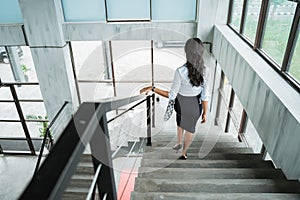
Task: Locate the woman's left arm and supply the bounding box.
[200,72,211,123]
[140,86,169,98]
[201,100,209,123]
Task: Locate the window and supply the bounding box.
[229,0,244,30]
[243,0,262,42]
[0,0,23,23]
[152,0,197,21]
[61,0,106,22]
[111,41,151,82]
[153,44,185,82]
[289,31,300,83]
[227,0,300,91]
[244,119,263,153]
[106,0,150,21]
[0,46,46,138]
[71,41,106,81]
[261,0,297,65]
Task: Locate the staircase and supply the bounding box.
[131,133,300,200]
[62,154,94,200]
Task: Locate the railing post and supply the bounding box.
[152,93,155,128]
[146,95,152,146]
[10,85,36,155]
[225,89,235,133]
[90,114,117,200]
[33,101,69,176]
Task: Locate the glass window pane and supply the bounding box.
[21,102,47,118]
[228,118,239,137]
[0,46,39,83]
[115,83,150,98]
[61,0,106,22]
[222,76,232,105]
[0,0,23,23]
[232,94,243,128]
[154,44,185,82]
[0,87,12,101]
[78,83,114,102]
[230,0,244,30]
[289,32,300,83]
[152,0,197,21]
[0,122,24,138]
[111,41,151,82]
[20,46,39,82]
[243,0,262,42]
[0,103,19,120]
[71,42,106,81]
[219,98,228,130]
[261,1,297,65]
[15,85,43,100]
[244,119,263,153]
[106,0,150,21]
[26,122,45,138]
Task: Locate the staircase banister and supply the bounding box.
[19,94,152,200]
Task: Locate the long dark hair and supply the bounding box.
[184,38,205,87]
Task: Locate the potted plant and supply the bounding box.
[26,115,52,149]
[21,64,30,82]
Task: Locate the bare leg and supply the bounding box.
[182,131,193,157]
[177,126,184,145]
[172,126,184,152]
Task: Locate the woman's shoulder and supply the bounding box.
[176,64,188,74]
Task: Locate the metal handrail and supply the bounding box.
[0,80,46,155]
[33,101,69,176]
[20,94,153,200]
[107,97,149,123]
[86,164,102,200]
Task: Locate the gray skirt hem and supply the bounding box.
[174,94,202,133]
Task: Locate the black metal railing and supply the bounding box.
[33,101,69,176]
[0,81,46,155]
[20,94,154,200]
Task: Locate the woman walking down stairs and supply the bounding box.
[131,134,300,200]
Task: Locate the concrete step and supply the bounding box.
[137,168,285,179]
[140,159,275,169]
[79,154,93,162]
[62,187,89,200]
[134,178,300,193]
[75,162,94,175]
[150,141,246,148]
[131,192,300,200]
[68,174,93,188]
[142,153,263,160]
[143,147,253,154]
[152,134,239,143]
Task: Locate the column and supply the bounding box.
[19,0,79,138]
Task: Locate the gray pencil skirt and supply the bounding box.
[174,93,202,133]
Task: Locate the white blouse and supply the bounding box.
[169,65,210,102]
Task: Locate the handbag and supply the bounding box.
[164,99,175,121]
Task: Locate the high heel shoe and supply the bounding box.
[178,154,187,160]
[172,144,182,153]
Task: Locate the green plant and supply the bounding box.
[21,64,30,73]
[26,115,51,138]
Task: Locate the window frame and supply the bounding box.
[227,0,300,93]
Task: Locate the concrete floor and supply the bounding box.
[0,155,37,200]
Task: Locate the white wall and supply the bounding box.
[213,25,300,180]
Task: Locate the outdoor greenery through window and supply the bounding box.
[289,32,300,82]
[261,0,297,65]
[228,0,300,90]
[230,0,244,30]
[243,0,262,42]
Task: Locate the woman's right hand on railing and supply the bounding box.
[140,86,152,95]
